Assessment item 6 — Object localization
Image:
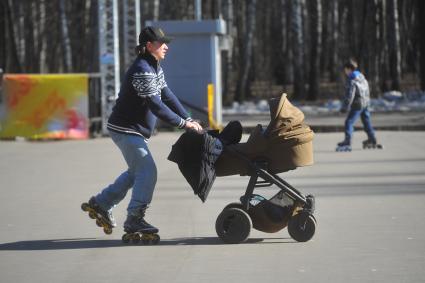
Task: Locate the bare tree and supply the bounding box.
[35,0,47,73]
[307,0,322,101]
[418,0,425,90]
[329,0,339,82]
[4,0,21,72]
[24,2,35,72]
[368,0,382,96]
[235,0,256,102]
[1,0,423,101]
[386,0,401,90]
[222,0,234,105]
[291,0,306,99]
[279,0,293,85]
[59,0,73,72]
[0,1,5,69]
[153,0,160,20]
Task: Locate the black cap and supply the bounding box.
[138,26,172,47]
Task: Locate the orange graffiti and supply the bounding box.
[24,91,67,129]
[6,75,38,109]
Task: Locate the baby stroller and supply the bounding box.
[213,94,316,244]
[169,94,316,244]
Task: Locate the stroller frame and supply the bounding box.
[242,164,315,212]
[232,148,315,213]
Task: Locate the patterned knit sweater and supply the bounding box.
[107,53,192,139]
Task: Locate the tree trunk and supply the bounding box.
[69,0,87,72]
[386,0,401,90]
[87,0,99,73]
[417,0,425,90]
[285,0,294,84]
[24,2,35,72]
[291,0,305,99]
[329,0,339,82]
[235,0,256,102]
[369,0,381,96]
[152,0,159,20]
[5,0,21,72]
[59,0,72,72]
[278,0,293,85]
[307,0,322,101]
[213,0,222,19]
[358,0,368,67]
[377,0,389,91]
[46,1,58,72]
[258,0,272,83]
[0,1,6,70]
[16,2,26,68]
[222,0,234,105]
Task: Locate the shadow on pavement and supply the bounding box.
[0,237,294,250]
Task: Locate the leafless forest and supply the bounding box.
[1,0,424,103]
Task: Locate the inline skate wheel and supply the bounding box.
[95,220,102,227]
[216,207,252,244]
[81,203,89,212]
[122,234,131,244]
[152,234,160,245]
[88,211,97,219]
[288,212,316,242]
[142,234,160,245]
[132,233,141,244]
[336,146,352,152]
[103,226,113,235]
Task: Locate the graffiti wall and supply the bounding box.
[0,74,89,139]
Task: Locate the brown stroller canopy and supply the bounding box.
[265,93,306,137]
[215,93,314,176]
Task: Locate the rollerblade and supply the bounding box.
[363,138,383,149]
[122,207,160,245]
[81,197,116,235]
[336,140,352,152]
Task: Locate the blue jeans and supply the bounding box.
[344,107,376,143]
[95,130,157,215]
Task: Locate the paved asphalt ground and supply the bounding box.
[1,130,425,283]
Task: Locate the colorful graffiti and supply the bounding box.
[0,74,89,139]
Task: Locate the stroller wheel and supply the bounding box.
[216,208,252,244]
[223,202,244,211]
[288,212,316,242]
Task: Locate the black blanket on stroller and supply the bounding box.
[168,121,242,202]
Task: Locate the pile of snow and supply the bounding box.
[223,100,269,115]
[371,91,425,112]
[222,91,425,115]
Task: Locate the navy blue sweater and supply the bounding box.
[107,53,192,139]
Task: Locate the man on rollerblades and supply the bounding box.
[336,58,381,152]
[82,26,203,243]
